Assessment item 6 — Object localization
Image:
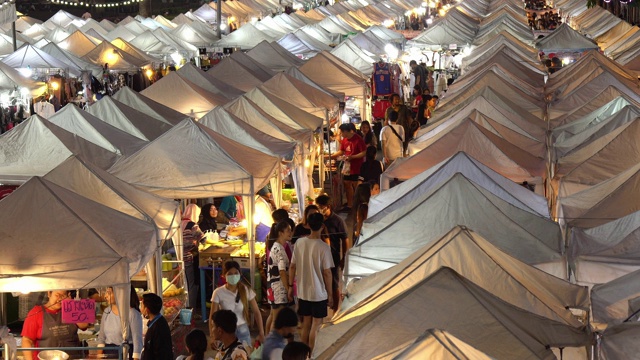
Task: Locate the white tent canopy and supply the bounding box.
[571,210,640,286]
[405,121,546,184]
[198,107,297,159]
[48,104,148,157]
[176,63,244,99]
[343,226,587,322]
[224,96,314,146]
[247,40,305,72]
[260,72,339,118]
[299,51,368,99]
[315,265,588,359]
[0,61,46,96]
[42,155,180,294]
[591,263,640,325]
[330,39,379,75]
[112,86,188,125]
[57,30,101,57]
[369,329,493,360]
[536,23,599,52]
[215,23,276,50]
[140,71,229,118]
[244,87,325,131]
[347,173,564,281]
[557,162,640,229]
[1,44,84,77]
[0,176,157,292]
[0,115,120,184]
[599,323,640,359]
[108,119,279,199]
[87,96,173,141]
[374,152,550,218]
[207,57,267,93]
[40,42,103,77]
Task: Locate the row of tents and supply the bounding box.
[314,0,640,359]
[1,0,640,358]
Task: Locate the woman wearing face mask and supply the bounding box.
[209,261,265,350]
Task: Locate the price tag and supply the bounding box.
[61,299,96,324]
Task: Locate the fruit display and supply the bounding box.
[162,283,185,297]
[231,242,266,258]
[162,296,184,320]
[228,226,247,237]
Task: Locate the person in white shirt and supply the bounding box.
[289,213,334,352]
[209,261,265,349]
[380,110,405,166]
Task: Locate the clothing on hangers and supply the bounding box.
[34,99,55,118]
[372,61,392,96]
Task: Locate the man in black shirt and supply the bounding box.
[410,60,427,92]
[315,195,348,311]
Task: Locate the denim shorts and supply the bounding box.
[236,323,252,347]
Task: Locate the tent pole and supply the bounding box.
[155,246,163,296]
[248,182,256,302]
[11,21,16,52]
[326,109,332,199]
[216,0,222,40]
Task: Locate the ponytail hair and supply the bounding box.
[223,260,250,324]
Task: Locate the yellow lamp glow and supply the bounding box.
[51,81,59,90]
[145,69,153,79]
[106,49,118,62]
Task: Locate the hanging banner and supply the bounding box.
[0,2,17,25]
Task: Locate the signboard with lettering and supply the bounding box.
[61,299,96,324]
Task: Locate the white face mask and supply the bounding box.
[226,274,241,285]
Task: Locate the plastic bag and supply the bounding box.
[249,344,263,360]
[0,326,17,360]
[341,160,351,176]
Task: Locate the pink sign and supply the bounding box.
[61,299,96,324]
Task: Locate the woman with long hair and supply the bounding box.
[97,285,143,359]
[198,203,218,233]
[209,261,265,349]
[292,205,330,246]
[359,120,377,148]
[265,220,294,333]
[176,329,212,360]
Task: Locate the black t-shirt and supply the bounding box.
[359,159,383,183]
[292,224,311,244]
[324,213,347,265]
[413,65,427,91]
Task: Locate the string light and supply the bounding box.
[45,0,142,7]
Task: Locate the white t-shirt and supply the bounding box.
[211,285,256,326]
[380,124,405,162]
[291,237,334,302]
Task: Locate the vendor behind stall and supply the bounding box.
[255,185,276,243]
[21,290,89,360]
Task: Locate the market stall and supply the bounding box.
[0,174,159,359]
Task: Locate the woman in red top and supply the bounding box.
[21,290,89,360]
